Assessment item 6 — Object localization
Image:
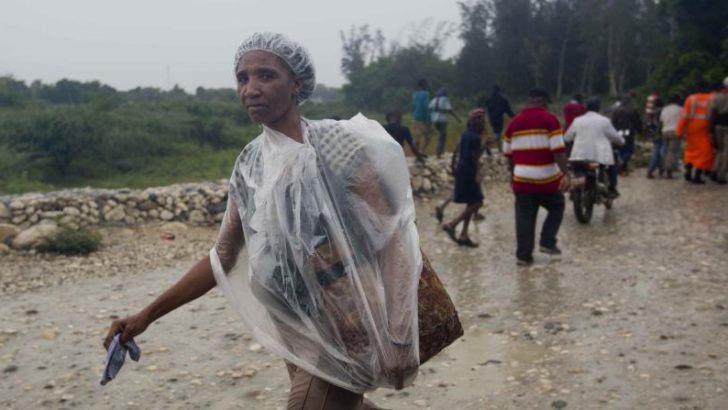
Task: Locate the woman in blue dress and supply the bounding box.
[442,109,485,247]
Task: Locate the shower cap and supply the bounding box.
[234,32,316,105]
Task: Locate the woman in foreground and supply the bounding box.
[104,33,422,409]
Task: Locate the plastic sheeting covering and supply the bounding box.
[210,114,422,393]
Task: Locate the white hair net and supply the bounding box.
[234,32,316,105]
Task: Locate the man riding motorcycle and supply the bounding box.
[564,97,625,197]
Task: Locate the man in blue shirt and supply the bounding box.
[412,78,433,154]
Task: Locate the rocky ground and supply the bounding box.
[1,170,728,409]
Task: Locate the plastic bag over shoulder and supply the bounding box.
[210,114,422,392]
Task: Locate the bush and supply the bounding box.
[38,227,102,256]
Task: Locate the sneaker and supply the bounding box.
[517,257,534,266]
[539,245,562,255]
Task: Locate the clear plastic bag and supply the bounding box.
[210,114,422,392]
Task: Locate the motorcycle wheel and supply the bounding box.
[573,187,594,224]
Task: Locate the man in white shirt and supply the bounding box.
[429,88,461,158]
[659,94,684,179]
[564,97,625,197]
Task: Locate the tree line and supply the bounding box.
[340,0,728,112]
[0,77,357,193]
[0,79,256,194]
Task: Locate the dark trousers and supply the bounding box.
[515,192,565,261]
[435,121,448,156]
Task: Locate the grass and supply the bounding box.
[0,145,242,194]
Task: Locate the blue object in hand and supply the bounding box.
[100,333,141,385]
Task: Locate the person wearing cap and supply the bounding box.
[429,87,462,158]
[104,32,423,409]
[503,88,570,266]
[564,97,625,193]
[709,76,728,184]
[441,109,486,247]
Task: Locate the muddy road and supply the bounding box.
[1,174,727,409]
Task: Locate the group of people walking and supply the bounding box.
[398,75,728,267]
[643,78,728,185]
[395,80,568,265]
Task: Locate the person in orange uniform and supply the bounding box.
[676,82,715,184]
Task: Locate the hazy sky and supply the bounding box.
[1,0,463,91]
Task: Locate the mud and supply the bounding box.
[1,173,727,409]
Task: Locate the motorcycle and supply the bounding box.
[569,161,613,224]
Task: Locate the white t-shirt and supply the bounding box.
[659,104,682,134]
[429,96,452,123]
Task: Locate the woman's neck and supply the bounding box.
[266,107,303,143]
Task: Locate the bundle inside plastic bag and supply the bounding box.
[210,113,422,392]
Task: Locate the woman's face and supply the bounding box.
[236,50,301,125]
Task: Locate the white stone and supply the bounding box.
[42,211,64,219]
[0,223,20,244]
[11,220,59,250]
[189,210,206,224]
[411,176,423,191]
[63,207,81,216]
[160,210,174,221]
[0,202,10,219]
[105,206,126,222]
[0,243,10,254]
[422,178,433,192]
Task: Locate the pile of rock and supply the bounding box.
[0,155,513,252]
[407,153,511,197]
[0,181,229,251]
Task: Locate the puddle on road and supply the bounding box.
[428,325,546,393]
[368,325,546,407]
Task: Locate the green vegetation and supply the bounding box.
[0,77,371,194]
[37,227,102,256]
[0,80,256,194]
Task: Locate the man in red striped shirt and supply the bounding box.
[503,88,571,266]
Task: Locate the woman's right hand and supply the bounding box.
[103,310,152,350]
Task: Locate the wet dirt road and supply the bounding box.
[2,174,727,409]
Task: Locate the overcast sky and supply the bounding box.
[1,0,463,92]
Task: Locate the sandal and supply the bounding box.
[458,238,479,248]
[442,224,458,244]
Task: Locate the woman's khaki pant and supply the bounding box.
[285,362,381,410]
[662,131,681,172]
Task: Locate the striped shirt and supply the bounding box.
[503,107,566,193]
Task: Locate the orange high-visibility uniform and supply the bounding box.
[676,93,715,171]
